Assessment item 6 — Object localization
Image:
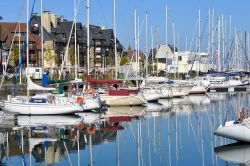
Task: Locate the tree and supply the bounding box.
[44,48,56,64]
[10,46,19,66]
[69,46,75,65]
[120,54,128,65]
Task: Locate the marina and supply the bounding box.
[1,0,250,165]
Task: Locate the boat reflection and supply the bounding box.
[214,143,250,164]
[0,113,125,165]
[15,115,83,127]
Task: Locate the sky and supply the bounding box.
[0,0,250,52]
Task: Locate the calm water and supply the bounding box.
[0,92,249,166]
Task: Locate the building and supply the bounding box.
[29,12,123,72]
[0,22,41,69]
[153,44,210,74]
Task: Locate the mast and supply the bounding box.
[134,9,138,87]
[211,9,214,70]
[198,10,200,75]
[41,0,44,82]
[137,16,140,81]
[26,0,29,96]
[221,14,224,71]
[156,26,159,76]
[86,0,90,75]
[19,19,22,84]
[145,11,148,80]
[165,4,168,76]
[74,0,77,79]
[173,20,176,78]
[198,9,201,54]
[217,17,221,72]
[207,9,211,71]
[114,0,118,79]
[151,26,154,74]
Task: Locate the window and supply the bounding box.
[178,56,182,61]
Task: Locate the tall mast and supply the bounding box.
[151,26,154,74]
[211,8,214,70]
[74,0,77,79]
[207,9,211,71]
[134,9,138,87]
[165,4,168,75]
[221,14,225,71]
[217,17,221,72]
[137,16,140,81]
[198,9,201,54]
[86,0,90,75]
[26,0,29,96]
[41,0,44,81]
[113,0,118,79]
[19,19,22,84]
[173,20,176,78]
[145,11,148,80]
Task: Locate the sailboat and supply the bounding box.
[1,0,83,115]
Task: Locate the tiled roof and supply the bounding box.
[0,22,41,49]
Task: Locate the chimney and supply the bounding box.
[50,13,57,28]
[42,11,51,33]
[60,16,64,22]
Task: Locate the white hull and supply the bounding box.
[3,101,82,115]
[100,94,147,106]
[160,87,173,98]
[142,88,161,102]
[215,119,250,142]
[189,85,207,94]
[172,85,193,97]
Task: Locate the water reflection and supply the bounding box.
[0,92,249,165]
[214,143,250,164]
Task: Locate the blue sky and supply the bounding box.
[1,0,250,51]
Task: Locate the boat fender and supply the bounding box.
[87,126,96,135]
[76,97,84,104]
[85,89,89,96]
[76,123,85,130]
[91,88,95,97]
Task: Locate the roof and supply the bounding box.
[155,44,174,59]
[0,22,41,49]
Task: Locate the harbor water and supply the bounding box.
[0,92,249,165]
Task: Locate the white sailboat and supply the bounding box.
[1,0,83,115]
[215,117,250,142]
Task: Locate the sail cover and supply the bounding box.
[27,77,56,91]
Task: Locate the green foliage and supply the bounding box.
[69,47,75,65]
[11,46,20,65]
[44,49,56,63]
[120,55,128,65]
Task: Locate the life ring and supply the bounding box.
[87,126,96,135]
[76,96,84,104]
[76,123,85,130]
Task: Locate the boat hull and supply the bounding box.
[189,85,207,94]
[100,94,147,106]
[3,101,82,115]
[215,120,250,142]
